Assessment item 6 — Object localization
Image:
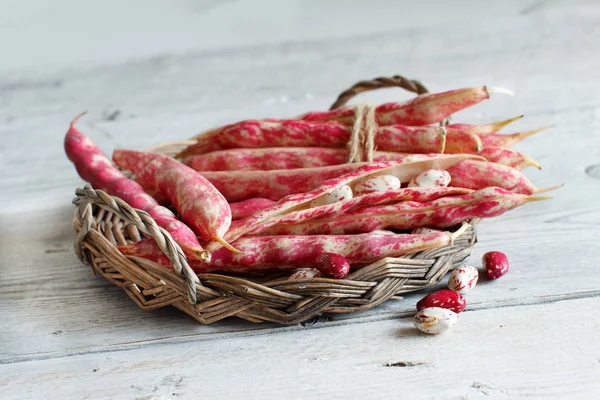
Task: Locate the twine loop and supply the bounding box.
[347,104,377,163]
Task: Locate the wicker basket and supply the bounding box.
[71,75,478,325]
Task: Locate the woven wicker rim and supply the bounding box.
[72,74,477,324]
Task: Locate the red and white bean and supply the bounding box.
[413,307,459,334]
[447,265,479,294]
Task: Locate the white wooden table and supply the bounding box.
[2,1,600,398]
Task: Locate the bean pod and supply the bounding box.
[408,169,451,188]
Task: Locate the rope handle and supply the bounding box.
[330,75,429,110]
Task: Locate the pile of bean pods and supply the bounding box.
[64,85,557,280]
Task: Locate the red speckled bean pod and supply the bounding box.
[205,155,479,252]
[230,198,276,220]
[242,187,472,237]
[184,147,439,172]
[184,119,350,156]
[300,86,488,125]
[136,179,169,205]
[184,147,350,171]
[480,126,550,148]
[193,154,478,202]
[447,160,559,194]
[444,129,483,153]
[112,149,240,253]
[261,187,549,235]
[446,115,523,136]
[199,164,364,202]
[119,229,463,272]
[476,147,541,170]
[179,120,447,158]
[300,86,507,125]
[64,114,210,262]
[376,125,447,153]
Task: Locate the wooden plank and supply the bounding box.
[1,298,599,399]
[0,0,543,73]
[1,202,598,362]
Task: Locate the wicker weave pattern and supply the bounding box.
[71,74,477,324]
[72,186,477,324]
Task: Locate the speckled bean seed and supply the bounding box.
[408,169,451,188]
[482,251,510,279]
[416,290,466,314]
[309,185,353,207]
[413,307,458,334]
[448,265,479,294]
[354,175,401,196]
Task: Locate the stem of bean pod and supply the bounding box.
[486,87,515,97]
[534,185,563,194]
[450,222,471,244]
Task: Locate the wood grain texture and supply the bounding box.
[2,298,600,399]
[1,205,599,363]
[1,0,600,398]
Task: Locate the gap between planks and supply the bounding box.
[2,288,598,366]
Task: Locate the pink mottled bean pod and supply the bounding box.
[446,115,523,136]
[314,253,351,279]
[196,155,479,202]
[447,265,479,294]
[184,119,351,156]
[261,187,548,236]
[113,149,240,253]
[477,147,541,170]
[120,229,466,273]
[181,121,448,159]
[184,147,349,171]
[444,129,483,153]
[301,86,501,126]
[408,169,451,188]
[416,290,466,314]
[480,126,550,148]
[185,147,447,172]
[210,156,479,251]
[374,125,446,153]
[64,114,210,262]
[447,160,559,195]
[482,251,510,280]
[230,198,276,220]
[245,186,472,237]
